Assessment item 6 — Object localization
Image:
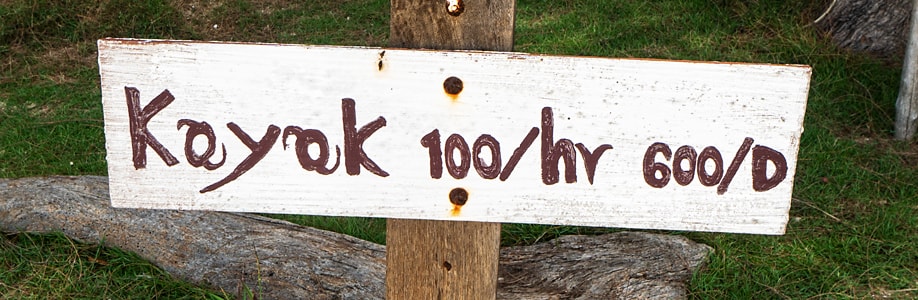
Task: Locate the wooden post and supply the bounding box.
[896,0,918,140]
[385,0,515,299]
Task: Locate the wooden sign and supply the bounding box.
[98,38,811,235]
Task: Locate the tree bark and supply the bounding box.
[0,176,711,299]
[814,0,913,60]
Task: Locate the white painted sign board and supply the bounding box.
[98,38,811,234]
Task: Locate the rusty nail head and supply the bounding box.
[446,0,464,16]
[443,76,463,95]
[449,187,468,206]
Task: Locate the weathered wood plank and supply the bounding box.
[895,0,918,140]
[98,38,810,234]
[386,0,514,298]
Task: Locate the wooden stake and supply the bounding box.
[896,0,918,140]
[386,0,515,299]
[388,0,515,51]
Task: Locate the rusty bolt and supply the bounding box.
[449,187,468,206]
[446,0,464,16]
[443,76,463,95]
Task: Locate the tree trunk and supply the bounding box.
[0,176,711,299]
[814,0,912,60]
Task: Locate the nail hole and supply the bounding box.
[449,187,468,206]
[442,261,452,271]
[443,76,463,95]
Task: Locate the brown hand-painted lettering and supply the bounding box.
[541,107,577,184]
[643,142,672,188]
[125,87,179,168]
[575,143,612,184]
[696,146,724,187]
[444,133,471,179]
[341,98,389,177]
[473,135,501,179]
[672,145,697,186]
[283,126,340,175]
[717,137,754,195]
[499,127,539,181]
[177,119,226,170]
[421,129,444,179]
[751,145,787,191]
[200,123,281,193]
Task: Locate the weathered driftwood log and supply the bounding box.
[0,176,711,299]
[498,233,711,300]
[0,176,386,299]
[814,0,913,60]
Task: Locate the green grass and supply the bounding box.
[0,232,226,299]
[2,0,917,298]
[265,215,388,245]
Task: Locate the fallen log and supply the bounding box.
[0,175,385,299]
[0,176,711,299]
